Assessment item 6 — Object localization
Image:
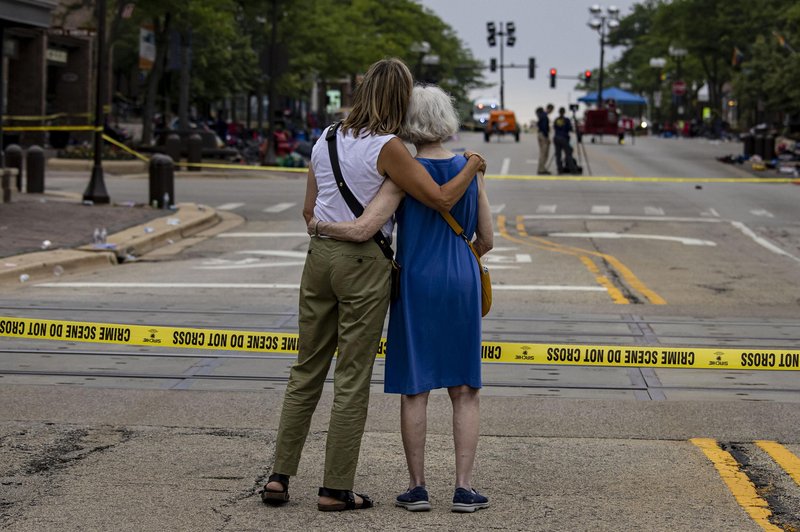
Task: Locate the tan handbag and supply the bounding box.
[440,211,492,317]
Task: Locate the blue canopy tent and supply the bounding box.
[578,87,647,105]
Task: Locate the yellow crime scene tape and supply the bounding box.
[4,124,307,174]
[3,125,101,132]
[2,316,798,371]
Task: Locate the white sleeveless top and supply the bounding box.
[311,126,396,239]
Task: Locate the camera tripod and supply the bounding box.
[570,107,592,176]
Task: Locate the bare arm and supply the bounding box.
[302,167,317,224]
[308,179,405,242]
[472,172,494,257]
[377,138,485,212]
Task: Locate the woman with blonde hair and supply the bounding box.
[262,60,485,512]
[312,84,493,513]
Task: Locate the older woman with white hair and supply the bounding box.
[312,84,493,513]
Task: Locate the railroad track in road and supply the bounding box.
[2,345,800,400]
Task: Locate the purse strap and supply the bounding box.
[325,122,394,262]
[440,211,483,265]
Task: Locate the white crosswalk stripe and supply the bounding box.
[263,202,297,213]
[216,202,244,211]
[537,204,557,214]
[591,205,610,214]
[644,206,665,215]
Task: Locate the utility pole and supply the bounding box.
[486,21,515,110]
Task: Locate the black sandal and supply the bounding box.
[317,487,374,512]
[261,473,290,506]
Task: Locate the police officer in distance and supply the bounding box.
[553,107,576,175]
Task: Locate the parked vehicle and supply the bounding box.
[484,109,520,142]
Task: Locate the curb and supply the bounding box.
[0,203,220,287]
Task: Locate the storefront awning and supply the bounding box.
[0,0,58,28]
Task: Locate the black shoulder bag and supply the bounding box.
[325,123,401,300]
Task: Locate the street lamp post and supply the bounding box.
[668,45,688,124]
[83,0,110,203]
[410,41,431,81]
[587,5,619,110]
[649,57,666,128]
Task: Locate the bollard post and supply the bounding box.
[148,154,175,208]
[165,133,182,170]
[741,133,754,158]
[5,144,23,191]
[25,145,45,193]
[187,133,202,172]
[754,135,765,160]
[764,135,776,161]
[2,169,10,203]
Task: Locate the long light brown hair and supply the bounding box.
[341,58,413,137]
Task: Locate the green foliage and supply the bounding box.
[108,0,483,121]
[602,0,799,128]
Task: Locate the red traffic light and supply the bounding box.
[549,68,557,76]
[584,70,592,80]
[549,68,557,88]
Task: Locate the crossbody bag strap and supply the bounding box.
[440,211,482,264]
[325,122,394,261]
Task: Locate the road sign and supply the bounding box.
[672,80,687,96]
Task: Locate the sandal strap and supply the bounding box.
[318,487,373,509]
[318,487,352,502]
[267,473,289,491]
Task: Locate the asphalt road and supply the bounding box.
[2,132,799,530]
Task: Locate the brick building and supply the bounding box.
[2,0,97,148]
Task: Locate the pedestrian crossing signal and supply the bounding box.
[549,68,557,88]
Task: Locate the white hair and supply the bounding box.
[400,85,460,145]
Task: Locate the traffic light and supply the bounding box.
[528,57,536,79]
[506,21,516,46]
[486,22,496,47]
[490,58,497,72]
[584,70,592,83]
[549,68,557,88]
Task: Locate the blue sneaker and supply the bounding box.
[395,485,431,512]
[451,487,489,513]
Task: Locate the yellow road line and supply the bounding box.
[484,174,800,184]
[578,256,629,304]
[755,441,800,487]
[690,438,781,531]
[182,161,307,173]
[512,215,666,304]
[497,215,630,304]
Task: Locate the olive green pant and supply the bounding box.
[272,237,391,490]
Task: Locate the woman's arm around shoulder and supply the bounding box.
[377,138,486,213]
[472,171,494,257]
[308,179,405,242]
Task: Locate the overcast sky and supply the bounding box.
[417,0,641,124]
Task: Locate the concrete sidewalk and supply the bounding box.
[0,189,226,286]
[2,385,787,531]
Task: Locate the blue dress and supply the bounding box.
[384,156,482,395]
